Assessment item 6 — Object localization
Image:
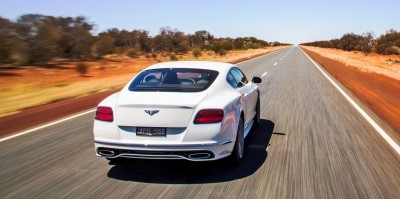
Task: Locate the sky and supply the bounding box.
[0,0,399,44]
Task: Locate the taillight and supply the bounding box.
[95,107,113,122]
[194,109,224,124]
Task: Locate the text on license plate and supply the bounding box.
[136,127,167,136]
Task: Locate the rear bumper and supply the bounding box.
[94,140,233,161]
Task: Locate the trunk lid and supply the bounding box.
[115,91,207,127]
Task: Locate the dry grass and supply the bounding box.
[0,75,132,116]
[0,46,286,116]
[301,46,400,80]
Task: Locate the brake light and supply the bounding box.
[95,107,113,122]
[194,109,224,124]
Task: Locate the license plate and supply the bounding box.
[136,127,167,136]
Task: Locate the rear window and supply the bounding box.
[128,68,219,92]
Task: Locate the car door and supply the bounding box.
[229,67,254,125]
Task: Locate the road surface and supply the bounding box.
[1,46,399,198]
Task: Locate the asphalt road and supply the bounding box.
[1,46,399,198]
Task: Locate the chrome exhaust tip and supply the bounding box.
[188,153,211,159]
[98,149,115,157]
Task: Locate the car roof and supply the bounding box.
[145,61,234,72]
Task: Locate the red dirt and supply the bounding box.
[0,89,119,137]
[302,47,400,132]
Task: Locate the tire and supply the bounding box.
[230,116,245,164]
[254,93,260,127]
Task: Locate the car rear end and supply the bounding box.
[93,66,237,161]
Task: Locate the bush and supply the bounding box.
[145,54,151,58]
[94,34,115,56]
[76,62,88,76]
[169,54,178,61]
[218,49,227,56]
[151,53,157,60]
[212,44,223,55]
[127,49,139,58]
[192,48,202,59]
[384,46,400,55]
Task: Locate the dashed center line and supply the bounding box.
[261,72,268,77]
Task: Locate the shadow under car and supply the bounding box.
[107,119,275,184]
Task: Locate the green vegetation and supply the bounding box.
[0,14,290,66]
[301,29,400,55]
[192,48,202,59]
[94,34,116,56]
[169,54,178,61]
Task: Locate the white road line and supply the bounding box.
[262,72,268,77]
[273,63,277,66]
[0,47,291,142]
[300,48,400,155]
[0,109,96,142]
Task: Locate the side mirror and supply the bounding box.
[251,76,262,84]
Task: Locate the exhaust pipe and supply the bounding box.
[188,153,211,159]
[98,149,115,157]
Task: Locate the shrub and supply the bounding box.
[151,53,157,60]
[218,49,227,56]
[192,48,202,59]
[127,49,139,58]
[145,54,151,58]
[76,62,88,76]
[384,46,400,55]
[169,54,178,61]
[94,34,115,56]
[212,44,223,55]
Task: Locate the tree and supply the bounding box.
[94,33,116,56]
[13,14,62,64]
[361,32,375,54]
[55,16,95,59]
[0,14,290,66]
[188,30,214,49]
[221,38,234,51]
[376,29,400,55]
[26,25,61,63]
[0,17,20,64]
[339,33,362,51]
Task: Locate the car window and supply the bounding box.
[227,72,238,88]
[228,67,248,88]
[128,68,219,92]
[231,67,248,84]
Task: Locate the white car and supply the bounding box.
[93,61,262,163]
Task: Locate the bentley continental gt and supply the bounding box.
[93,61,262,163]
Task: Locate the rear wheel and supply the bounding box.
[230,117,244,164]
